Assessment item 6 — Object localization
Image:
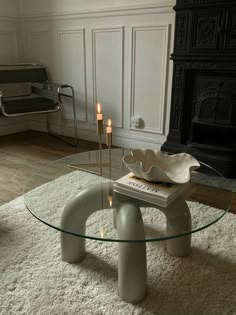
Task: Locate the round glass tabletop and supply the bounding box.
[24,148,232,242]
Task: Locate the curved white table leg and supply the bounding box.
[164,196,192,257]
[116,202,147,304]
[61,231,86,263]
[61,183,111,263]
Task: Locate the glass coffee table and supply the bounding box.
[24,148,232,303]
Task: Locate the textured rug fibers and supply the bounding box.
[0,171,236,315]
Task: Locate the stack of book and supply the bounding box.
[113,172,191,207]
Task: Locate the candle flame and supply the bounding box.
[97,103,101,114]
[108,119,112,127]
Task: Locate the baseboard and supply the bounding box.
[29,119,164,149]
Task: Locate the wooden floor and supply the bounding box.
[0,131,100,205]
[0,130,235,214]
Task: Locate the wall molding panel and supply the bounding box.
[92,27,124,128]
[130,24,170,135]
[57,28,88,122]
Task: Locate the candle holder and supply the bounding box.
[106,132,112,149]
[106,119,112,178]
[97,119,103,135]
[97,119,103,153]
[68,115,112,175]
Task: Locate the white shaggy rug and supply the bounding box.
[0,171,236,315]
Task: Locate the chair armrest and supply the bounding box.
[32,83,59,102]
[32,81,74,101]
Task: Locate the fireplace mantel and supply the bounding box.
[162,0,236,178]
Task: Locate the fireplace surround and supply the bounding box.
[162,0,236,178]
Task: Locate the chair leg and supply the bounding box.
[70,86,78,146]
[46,85,78,146]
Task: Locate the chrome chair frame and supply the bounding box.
[0,64,78,146]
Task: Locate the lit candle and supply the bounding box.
[96,103,103,120]
[96,103,103,135]
[106,119,112,134]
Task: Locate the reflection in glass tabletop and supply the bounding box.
[24,148,232,243]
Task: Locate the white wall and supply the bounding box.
[0,0,20,63]
[0,0,29,136]
[0,0,19,17]
[1,0,176,148]
[18,0,174,16]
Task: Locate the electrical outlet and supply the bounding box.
[131,116,142,128]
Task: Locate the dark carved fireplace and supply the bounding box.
[162,0,236,178]
[190,75,236,146]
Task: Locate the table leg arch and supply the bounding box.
[61,183,111,263]
[163,196,192,257]
[116,201,147,303]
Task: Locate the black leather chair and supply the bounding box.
[0,63,78,145]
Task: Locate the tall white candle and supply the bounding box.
[96,103,103,120]
[106,119,112,133]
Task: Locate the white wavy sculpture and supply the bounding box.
[123,149,200,184]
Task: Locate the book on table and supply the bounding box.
[113,172,191,207]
